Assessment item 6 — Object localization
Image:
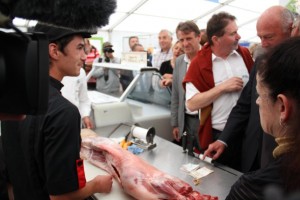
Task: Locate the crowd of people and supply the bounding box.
[1,3,300,200]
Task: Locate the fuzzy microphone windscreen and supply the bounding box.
[4,0,117,29]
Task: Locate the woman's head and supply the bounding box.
[172,41,184,58]
[258,36,300,190]
[257,37,300,138]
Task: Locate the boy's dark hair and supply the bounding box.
[53,35,75,55]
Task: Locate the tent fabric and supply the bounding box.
[100,0,281,43]
[13,0,297,44]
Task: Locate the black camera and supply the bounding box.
[0,0,116,115]
[103,47,114,53]
[0,29,49,115]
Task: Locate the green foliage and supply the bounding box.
[286,0,298,13]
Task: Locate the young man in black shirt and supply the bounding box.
[1,23,112,200]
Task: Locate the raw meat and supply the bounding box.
[81,136,207,200]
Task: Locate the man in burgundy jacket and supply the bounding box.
[182,12,253,168]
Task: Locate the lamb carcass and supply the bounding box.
[81,136,205,200]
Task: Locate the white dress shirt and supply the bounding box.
[183,54,198,115]
[61,68,91,118]
[186,50,249,131]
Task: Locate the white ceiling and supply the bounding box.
[12,0,285,43]
[99,0,281,43]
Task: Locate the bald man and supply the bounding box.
[203,6,294,173]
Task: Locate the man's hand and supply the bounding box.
[93,175,113,193]
[172,127,180,142]
[203,140,226,160]
[160,79,172,87]
[219,77,244,93]
[82,116,94,129]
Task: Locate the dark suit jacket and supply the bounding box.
[219,57,277,172]
[226,156,283,200]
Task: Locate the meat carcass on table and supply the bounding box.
[81,136,206,200]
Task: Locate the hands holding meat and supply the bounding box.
[81,136,205,199]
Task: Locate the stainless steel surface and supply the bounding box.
[90,125,242,200]
[139,137,242,199]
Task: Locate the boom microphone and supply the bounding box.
[1,0,117,29]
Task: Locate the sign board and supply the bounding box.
[121,52,147,67]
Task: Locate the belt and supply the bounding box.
[185,113,199,118]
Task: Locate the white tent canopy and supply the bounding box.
[101,0,282,42]
[12,0,296,56]
[95,0,287,55]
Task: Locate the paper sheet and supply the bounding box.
[180,163,201,173]
[189,167,214,179]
